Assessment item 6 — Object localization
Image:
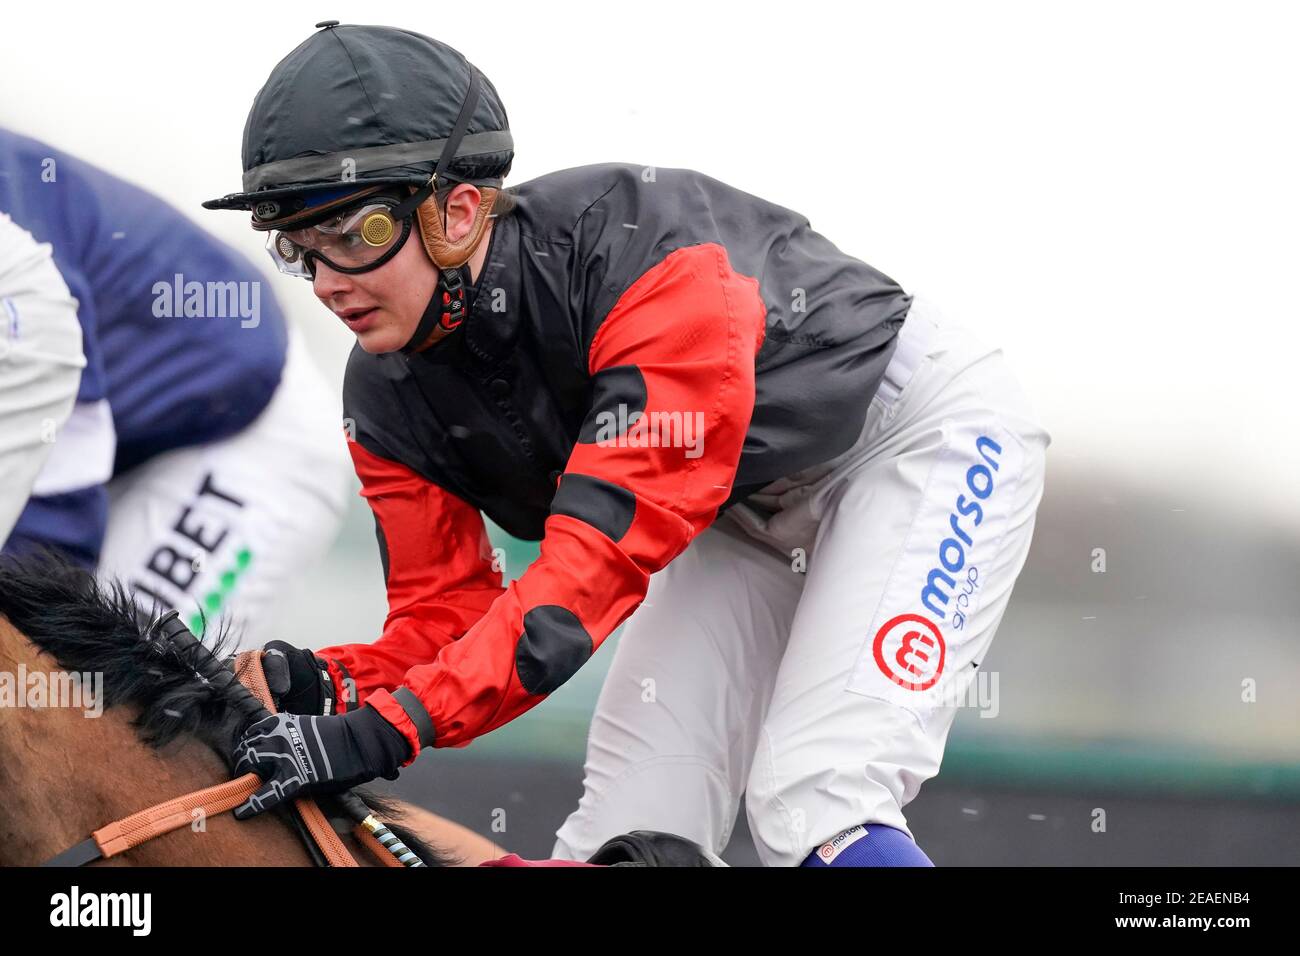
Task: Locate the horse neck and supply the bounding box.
[0,618,312,866]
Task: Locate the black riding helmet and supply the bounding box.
[203,21,514,351]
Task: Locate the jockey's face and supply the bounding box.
[310,184,493,355]
[311,213,438,354]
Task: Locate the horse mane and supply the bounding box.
[0,550,453,866]
[0,550,236,748]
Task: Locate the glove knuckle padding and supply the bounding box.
[261,652,292,696]
[260,641,332,715]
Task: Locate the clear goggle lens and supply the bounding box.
[265,202,407,278]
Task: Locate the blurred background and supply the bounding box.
[2,0,1296,863]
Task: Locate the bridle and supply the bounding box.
[41,610,424,868]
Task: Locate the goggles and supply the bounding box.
[265,195,418,279]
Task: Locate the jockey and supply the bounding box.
[211,23,1051,866]
[0,127,351,649]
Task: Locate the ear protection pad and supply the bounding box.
[415,186,499,269]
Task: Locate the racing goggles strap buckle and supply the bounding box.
[401,264,471,355]
[438,266,467,331]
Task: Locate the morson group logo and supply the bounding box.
[872,433,1006,692]
[921,434,1004,628]
[873,613,946,691]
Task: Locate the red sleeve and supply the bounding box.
[367,242,766,755]
[314,439,505,713]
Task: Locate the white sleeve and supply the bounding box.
[0,213,87,545]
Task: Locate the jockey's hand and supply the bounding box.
[262,640,337,716]
[231,706,411,819]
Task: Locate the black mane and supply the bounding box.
[0,550,237,748]
[0,551,453,866]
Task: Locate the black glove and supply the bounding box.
[262,640,338,716]
[231,705,411,820]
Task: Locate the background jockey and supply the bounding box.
[211,23,1050,867]
[0,127,351,649]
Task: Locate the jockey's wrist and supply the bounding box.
[343,704,412,779]
[363,686,436,763]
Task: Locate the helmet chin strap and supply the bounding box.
[403,263,472,353]
[396,64,500,355]
[400,187,498,354]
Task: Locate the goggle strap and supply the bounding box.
[390,182,434,221]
